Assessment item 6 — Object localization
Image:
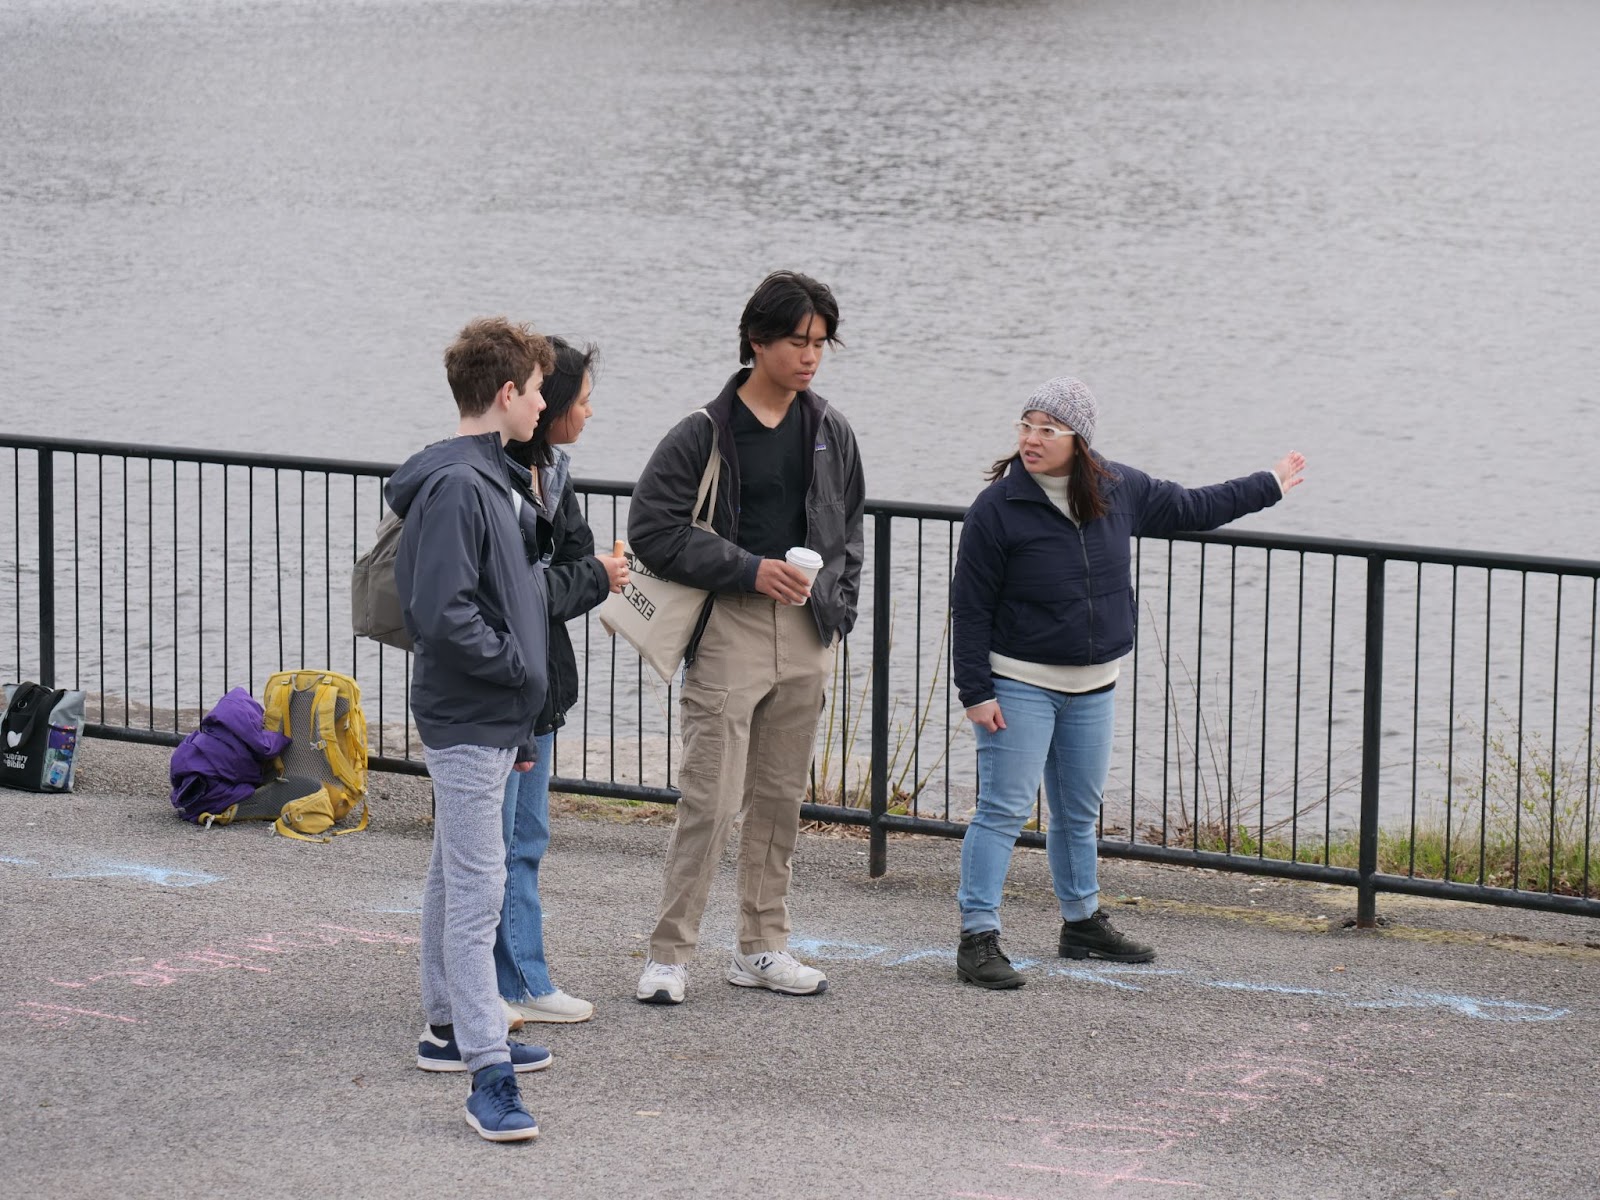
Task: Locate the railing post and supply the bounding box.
[869,513,891,877]
[37,448,56,687]
[1357,554,1385,927]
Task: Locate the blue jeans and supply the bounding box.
[494,731,557,1001]
[958,677,1115,934]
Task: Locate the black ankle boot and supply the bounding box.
[1059,910,1156,962]
[956,930,1026,989]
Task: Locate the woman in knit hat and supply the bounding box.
[948,376,1305,989]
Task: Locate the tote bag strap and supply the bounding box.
[690,409,721,532]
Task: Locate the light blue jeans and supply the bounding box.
[958,677,1116,934]
[494,731,557,1001]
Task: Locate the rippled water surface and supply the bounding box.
[3,0,1598,557]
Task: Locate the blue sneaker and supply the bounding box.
[465,1062,538,1143]
[417,1026,552,1073]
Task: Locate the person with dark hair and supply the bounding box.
[627,270,864,1005]
[949,377,1306,989]
[384,317,557,1141]
[495,337,627,1026]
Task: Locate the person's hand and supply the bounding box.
[966,700,1005,733]
[596,551,629,594]
[1273,451,1306,493]
[513,761,534,773]
[754,558,813,606]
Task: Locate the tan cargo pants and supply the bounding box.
[648,593,832,963]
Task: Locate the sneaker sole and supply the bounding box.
[511,1007,595,1024]
[417,1053,554,1074]
[635,989,684,1005]
[957,968,1026,990]
[1059,945,1157,963]
[726,972,829,996]
[465,1112,539,1143]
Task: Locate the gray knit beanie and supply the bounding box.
[1022,376,1097,446]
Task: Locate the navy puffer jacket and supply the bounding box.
[951,455,1282,708]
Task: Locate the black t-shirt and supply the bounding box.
[731,397,809,558]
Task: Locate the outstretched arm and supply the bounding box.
[1133,453,1305,538]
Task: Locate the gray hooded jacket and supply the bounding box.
[385,432,549,756]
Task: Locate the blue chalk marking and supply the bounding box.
[881,948,958,967]
[372,907,423,915]
[784,933,1571,1022]
[1050,965,1144,991]
[1350,990,1570,1023]
[55,862,221,887]
[789,937,887,961]
[0,854,38,865]
[1207,980,1338,998]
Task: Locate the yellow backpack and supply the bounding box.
[260,670,370,842]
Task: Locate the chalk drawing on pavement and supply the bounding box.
[56,861,221,887]
[2,851,220,887]
[788,936,1570,1022]
[19,923,419,1028]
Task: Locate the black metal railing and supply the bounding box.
[4,434,1597,922]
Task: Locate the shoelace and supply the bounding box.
[482,1072,524,1119]
[972,932,1005,965]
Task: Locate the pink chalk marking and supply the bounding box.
[39,923,413,997]
[952,1192,1037,1199]
[18,1001,142,1024]
[1183,1062,1324,1089]
[1171,1088,1275,1103]
[1013,1161,1205,1189]
[1129,1096,1248,1124]
[317,923,419,945]
[235,930,343,952]
[1039,1123,1197,1154]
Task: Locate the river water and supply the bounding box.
[4,0,1599,837]
[3,0,1598,559]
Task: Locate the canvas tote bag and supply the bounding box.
[600,411,720,681]
[1,682,87,793]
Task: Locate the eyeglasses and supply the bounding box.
[1013,420,1075,442]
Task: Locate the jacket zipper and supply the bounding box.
[1075,524,1095,661]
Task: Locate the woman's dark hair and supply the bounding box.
[506,336,598,469]
[985,446,1113,523]
[738,271,842,365]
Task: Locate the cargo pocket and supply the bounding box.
[678,680,731,778]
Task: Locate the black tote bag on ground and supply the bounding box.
[1,682,87,793]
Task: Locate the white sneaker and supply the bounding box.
[727,949,828,996]
[636,959,687,1005]
[506,989,595,1024]
[500,997,525,1032]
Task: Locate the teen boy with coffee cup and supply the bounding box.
[626,271,866,1004]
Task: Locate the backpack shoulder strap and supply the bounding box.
[311,676,366,802]
[261,673,293,738]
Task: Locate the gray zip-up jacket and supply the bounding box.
[628,370,866,658]
[385,432,549,756]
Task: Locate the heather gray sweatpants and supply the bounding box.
[420,743,515,1075]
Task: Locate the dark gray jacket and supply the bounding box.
[628,370,866,657]
[385,432,550,756]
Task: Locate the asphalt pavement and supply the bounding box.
[3,741,1598,1199]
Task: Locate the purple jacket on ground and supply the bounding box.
[169,688,290,821]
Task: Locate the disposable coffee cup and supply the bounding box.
[785,547,823,605]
